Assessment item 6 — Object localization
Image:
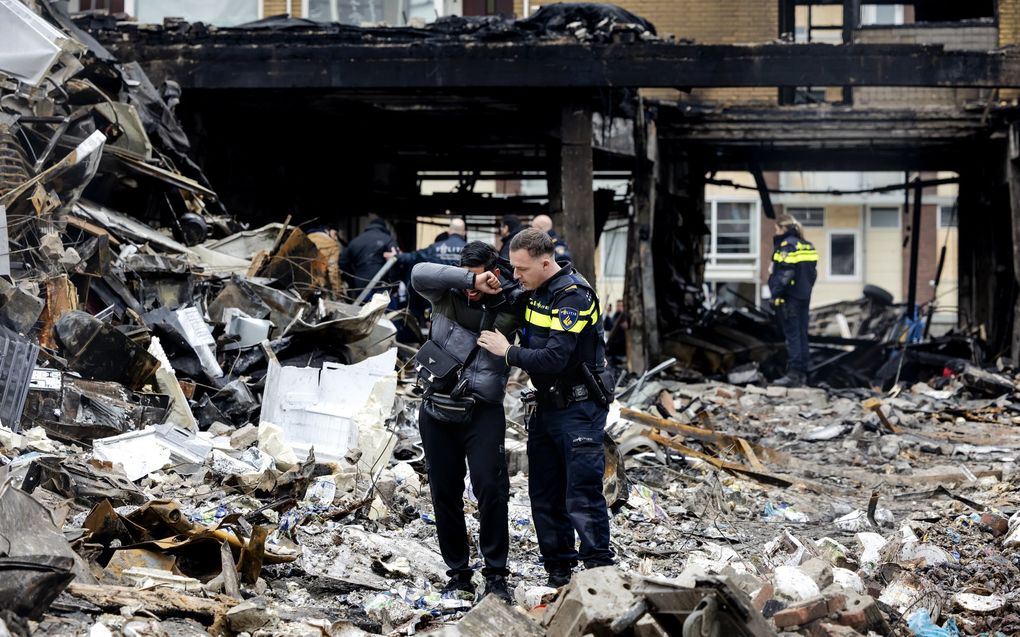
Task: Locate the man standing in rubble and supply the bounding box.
[769,213,818,388]
[339,217,396,299]
[476,228,615,587]
[531,214,572,266]
[410,241,517,604]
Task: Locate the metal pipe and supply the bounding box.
[354,256,398,306]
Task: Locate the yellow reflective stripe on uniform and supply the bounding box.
[773,250,819,264]
[525,306,553,328]
[551,318,588,333]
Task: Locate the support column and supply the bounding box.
[625,100,660,371]
[551,99,597,287]
[1007,125,1020,362]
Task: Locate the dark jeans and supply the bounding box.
[778,296,811,376]
[528,399,614,573]
[419,400,510,579]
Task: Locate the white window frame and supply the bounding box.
[937,204,958,229]
[861,4,904,26]
[827,229,862,281]
[787,206,825,228]
[68,0,138,14]
[867,205,901,230]
[707,199,759,260]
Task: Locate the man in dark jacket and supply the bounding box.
[768,213,818,388]
[388,219,468,334]
[339,217,396,299]
[498,214,525,261]
[410,241,518,604]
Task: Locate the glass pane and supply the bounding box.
[940,206,958,228]
[870,207,899,228]
[830,234,856,276]
[789,207,824,227]
[308,0,405,25]
[600,228,628,278]
[714,203,752,254]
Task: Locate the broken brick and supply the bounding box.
[772,596,829,629]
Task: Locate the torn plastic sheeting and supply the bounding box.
[260,348,398,471]
[0,555,75,621]
[0,0,85,86]
[0,480,97,584]
[0,330,39,432]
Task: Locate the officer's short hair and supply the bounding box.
[509,227,555,258]
[460,241,499,270]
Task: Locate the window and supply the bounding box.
[307,0,432,25]
[136,0,257,26]
[861,5,905,26]
[600,227,627,278]
[869,207,900,229]
[939,205,958,229]
[788,207,825,228]
[828,232,859,278]
[714,202,753,254]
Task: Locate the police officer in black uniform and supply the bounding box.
[477,228,614,587]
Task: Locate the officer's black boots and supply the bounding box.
[547,569,572,588]
[483,575,513,604]
[441,574,475,599]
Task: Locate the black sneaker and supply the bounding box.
[546,570,571,588]
[441,574,475,599]
[483,575,513,604]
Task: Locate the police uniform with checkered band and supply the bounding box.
[505,265,614,575]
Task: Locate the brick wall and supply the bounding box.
[264,0,302,17]
[854,24,997,108]
[513,0,779,105]
[1002,0,1020,46]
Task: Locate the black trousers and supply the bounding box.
[528,399,614,573]
[778,296,811,375]
[419,399,510,579]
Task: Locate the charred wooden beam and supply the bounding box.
[97,39,1020,90]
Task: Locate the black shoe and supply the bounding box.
[441,574,475,599]
[483,575,513,604]
[773,373,804,388]
[546,570,571,588]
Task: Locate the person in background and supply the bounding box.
[386,219,468,340]
[531,214,571,266]
[497,214,525,261]
[339,217,396,299]
[768,213,818,388]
